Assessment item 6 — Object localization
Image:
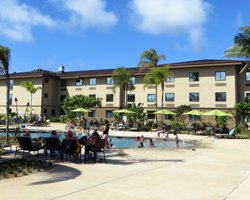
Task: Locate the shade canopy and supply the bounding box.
[71,108,91,113]
[183,110,204,116]
[203,109,232,117]
[153,109,176,115]
[113,109,135,114]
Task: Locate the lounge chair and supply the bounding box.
[84,139,106,163]
[15,136,44,157]
[61,138,81,162]
[0,136,12,153]
[44,137,62,160]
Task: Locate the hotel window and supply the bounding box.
[215,71,226,81]
[51,109,56,117]
[43,108,48,114]
[246,72,250,81]
[89,94,96,98]
[45,78,49,83]
[60,95,67,103]
[189,115,200,121]
[189,92,199,102]
[147,111,155,119]
[166,75,175,82]
[147,94,156,102]
[127,94,135,102]
[130,77,136,85]
[10,80,13,91]
[106,110,113,118]
[107,77,114,85]
[165,115,174,120]
[246,93,250,100]
[75,79,83,86]
[215,92,226,102]
[189,72,199,82]
[61,80,67,87]
[9,94,12,105]
[106,94,113,102]
[44,93,48,98]
[89,77,96,85]
[165,93,175,102]
[88,111,95,118]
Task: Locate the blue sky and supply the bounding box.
[0,0,249,73]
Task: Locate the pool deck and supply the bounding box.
[1,123,250,200]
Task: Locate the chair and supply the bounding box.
[15,136,44,157]
[62,139,81,162]
[45,137,62,160]
[0,136,12,153]
[84,139,106,163]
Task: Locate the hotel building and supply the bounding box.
[0,59,248,123]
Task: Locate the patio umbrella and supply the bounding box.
[203,109,232,117]
[153,109,176,115]
[71,108,90,113]
[113,109,135,114]
[183,110,204,116]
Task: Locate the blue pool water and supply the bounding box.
[2,132,194,149]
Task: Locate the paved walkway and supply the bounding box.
[1,123,250,200]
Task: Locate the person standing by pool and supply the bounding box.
[174,131,180,148]
[102,120,110,148]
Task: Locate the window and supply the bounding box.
[165,93,175,102]
[189,115,200,121]
[166,75,175,82]
[147,111,155,119]
[106,94,113,102]
[51,109,56,117]
[89,78,96,85]
[9,94,12,105]
[189,72,199,82]
[88,111,95,118]
[106,110,113,118]
[127,94,135,102]
[45,78,49,83]
[147,94,156,102]
[246,72,250,81]
[130,77,136,85]
[75,79,83,86]
[60,109,65,115]
[43,108,48,114]
[10,80,13,91]
[215,71,226,81]
[61,80,67,87]
[215,92,226,102]
[189,92,199,102]
[165,115,174,120]
[60,95,67,103]
[89,94,96,98]
[246,93,250,100]
[106,77,114,85]
[44,93,48,98]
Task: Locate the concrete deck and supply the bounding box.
[1,123,250,200]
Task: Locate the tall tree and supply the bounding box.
[112,67,135,108]
[138,48,166,112]
[20,81,42,116]
[144,67,171,110]
[224,26,250,74]
[0,45,11,142]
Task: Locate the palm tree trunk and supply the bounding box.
[124,86,128,108]
[30,93,32,116]
[161,82,164,121]
[5,75,10,142]
[155,84,158,123]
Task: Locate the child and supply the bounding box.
[174,131,180,148]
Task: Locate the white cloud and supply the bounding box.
[51,0,117,29]
[129,0,212,52]
[0,0,56,42]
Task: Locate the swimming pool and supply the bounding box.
[2,132,194,149]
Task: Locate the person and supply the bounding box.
[13,115,19,129]
[46,130,61,158]
[23,129,44,147]
[174,131,180,148]
[149,138,155,147]
[38,115,42,126]
[102,120,110,147]
[163,131,169,141]
[137,135,144,148]
[156,126,163,137]
[62,130,81,160]
[84,130,102,161]
[51,130,58,137]
[222,124,229,134]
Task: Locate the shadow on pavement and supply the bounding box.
[28,163,81,185]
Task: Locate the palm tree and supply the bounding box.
[0,45,11,142]
[112,67,135,108]
[138,48,166,111]
[144,66,171,111]
[224,26,250,74]
[20,81,41,116]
